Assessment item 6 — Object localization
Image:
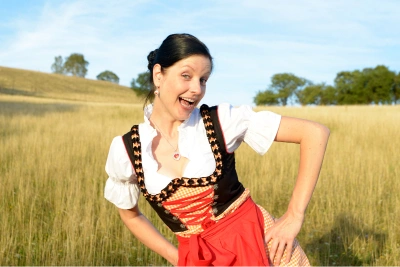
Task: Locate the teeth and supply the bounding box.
[181,97,195,103]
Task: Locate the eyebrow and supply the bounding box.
[181,64,211,74]
[181,64,195,70]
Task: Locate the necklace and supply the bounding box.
[151,119,181,161]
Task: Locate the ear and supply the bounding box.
[153,64,162,87]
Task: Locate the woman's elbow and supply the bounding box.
[314,123,330,142]
[118,206,141,222]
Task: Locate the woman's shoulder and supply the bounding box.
[105,135,136,179]
[109,135,125,151]
[106,136,131,167]
[206,102,255,112]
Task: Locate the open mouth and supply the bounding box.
[179,97,195,107]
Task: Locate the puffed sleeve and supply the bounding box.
[104,136,140,209]
[217,103,281,155]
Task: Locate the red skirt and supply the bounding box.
[177,197,270,266]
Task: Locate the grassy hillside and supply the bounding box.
[0,66,142,104]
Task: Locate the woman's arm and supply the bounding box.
[264,116,330,265]
[118,206,178,266]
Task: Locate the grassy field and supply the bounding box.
[1,83,399,265]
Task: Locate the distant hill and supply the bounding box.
[0,66,143,104]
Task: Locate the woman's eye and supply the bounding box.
[182,74,190,79]
[200,78,207,86]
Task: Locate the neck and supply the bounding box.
[149,109,183,138]
[150,117,180,139]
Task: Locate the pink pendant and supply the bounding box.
[173,152,181,161]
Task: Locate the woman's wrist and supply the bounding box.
[165,245,178,266]
[287,203,306,221]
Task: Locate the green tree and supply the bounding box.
[393,72,400,104]
[270,73,307,106]
[51,55,65,74]
[296,84,323,106]
[334,71,362,105]
[253,89,279,106]
[63,53,89,77]
[362,65,395,104]
[96,70,120,84]
[320,85,337,105]
[335,66,396,105]
[131,72,151,97]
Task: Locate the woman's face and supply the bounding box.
[153,55,211,121]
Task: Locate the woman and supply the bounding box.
[104,33,330,266]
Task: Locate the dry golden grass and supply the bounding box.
[1,93,399,265]
[0,66,141,104]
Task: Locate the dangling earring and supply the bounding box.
[154,90,159,96]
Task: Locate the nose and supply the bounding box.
[190,80,203,95]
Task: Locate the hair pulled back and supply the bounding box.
[144,33,213,108]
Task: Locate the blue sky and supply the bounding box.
[1,0,399,106]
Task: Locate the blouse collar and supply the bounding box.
[140,104,200,163]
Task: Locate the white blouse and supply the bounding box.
[104,103,281,209]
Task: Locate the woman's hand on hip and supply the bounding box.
[264,210,304,265]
